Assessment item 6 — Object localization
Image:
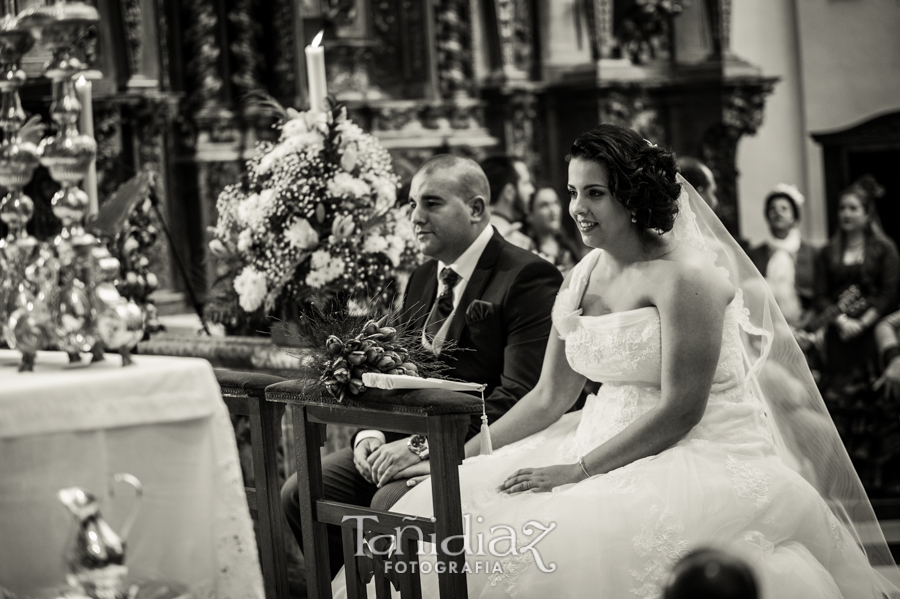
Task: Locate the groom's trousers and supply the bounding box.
[281,447,413,579]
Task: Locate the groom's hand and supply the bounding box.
[397,461,432,487]
[353,437,383,484]
[368,438,422,487]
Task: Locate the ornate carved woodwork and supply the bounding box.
[700,80,777,234]
[435,0,474,97]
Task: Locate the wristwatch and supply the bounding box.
[407,435,429,460]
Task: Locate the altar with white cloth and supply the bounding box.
[0,350,264,599]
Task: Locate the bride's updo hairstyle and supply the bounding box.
[567,124,681,233]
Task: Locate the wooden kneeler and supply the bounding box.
[215,369,290,599]
[265,381,483,599]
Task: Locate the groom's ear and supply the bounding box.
[469,196,487,220]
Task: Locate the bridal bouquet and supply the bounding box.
[284,305,450,402]
[209,99,420,322]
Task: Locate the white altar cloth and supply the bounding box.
[0,350,264,599]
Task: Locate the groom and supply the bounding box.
[280,154,563,579]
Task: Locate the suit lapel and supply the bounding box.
[405,261,438,331]
[444,229,504,345]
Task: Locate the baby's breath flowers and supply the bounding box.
[211,101,420,316]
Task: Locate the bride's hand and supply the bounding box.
[499,464,585,494]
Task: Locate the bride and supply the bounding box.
[334,125,900,598]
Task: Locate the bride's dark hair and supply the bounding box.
[566,124,681,233]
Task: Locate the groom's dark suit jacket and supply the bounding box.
[390,227,563,440]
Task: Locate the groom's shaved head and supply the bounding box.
[408,154,490,264]
[414,154,491,203]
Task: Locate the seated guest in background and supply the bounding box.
[814,174,900,490]
[479,155,536,250]
[875,309,900,399]
[815,174,899,382]
[748,184,816,328]
[676,156,719,211]
[524,185,579,273]
[281,154,563,581]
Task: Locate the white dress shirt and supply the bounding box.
[355,225,494,449]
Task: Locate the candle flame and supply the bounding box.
[311,30,324,48]
[76,75,87,87]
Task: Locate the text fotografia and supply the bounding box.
[341,515,558,573]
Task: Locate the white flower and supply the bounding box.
[256,153,277,175]
[371,177,397,216]
[237,228,253,252]
[234,266,267,312]
[384,234,404,267]
[237,190,274,232]
[331,214,356,240]
[340,143,358,172]
[284,131,325,155]
[258,188,276,208]
[208,238,228,258]
[284,218,319,250]
[305,251,345,288]
[282,117,309,138]
[328,172,370,199]
[363,233,388,254]
[310,249,332,270]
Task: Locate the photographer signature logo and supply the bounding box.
[342,514,558,574]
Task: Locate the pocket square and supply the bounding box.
[466,299,495,324]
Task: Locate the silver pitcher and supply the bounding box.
[58,473,143,599]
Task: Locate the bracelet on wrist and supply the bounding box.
[578,456,592,479]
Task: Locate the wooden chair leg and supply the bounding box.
[249,399,289,599]
[427,414,468,599]
[397,537,423,599]
[293,407,333,599]
[342,527,368,599]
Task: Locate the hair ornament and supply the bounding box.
[771,183,805,207]
[644,139,658,148]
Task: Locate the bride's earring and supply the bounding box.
[631,212,637,224]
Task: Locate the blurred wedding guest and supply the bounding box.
[479,155,535,250]
[875,309,900,399]
[524,185,579,273]
[677,156,719,211]
[814,175,899,383]
[814,175,899,490]
[663,548,758,599]
[748,184,817,328]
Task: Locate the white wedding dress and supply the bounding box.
[333,247,892,599]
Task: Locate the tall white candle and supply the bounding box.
[75,75,99,218]
[304,30,327,113]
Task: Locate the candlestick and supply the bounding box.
[304,30,326,113]
[75,75,98,217]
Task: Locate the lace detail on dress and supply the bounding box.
[630,506,690,599]
[725,454,771,511]
[488,539,537,597]
[565,318,661,377]
[558,385,656,462]
[820,500,847,553]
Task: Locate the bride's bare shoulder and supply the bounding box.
[649,245,734,307]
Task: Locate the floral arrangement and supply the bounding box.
[208,98,420,326]
[284,303,451,402]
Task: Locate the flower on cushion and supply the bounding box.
[284,218,319,250]
[234,266,268,312]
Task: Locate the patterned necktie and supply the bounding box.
[425,267,461,338]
